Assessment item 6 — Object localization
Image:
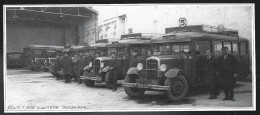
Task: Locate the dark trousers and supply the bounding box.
[109,71,118,90]
[223,86,234,99]
[208,85,219,96]
[64,75,71,83]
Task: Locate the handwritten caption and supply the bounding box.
[7,105,89,110]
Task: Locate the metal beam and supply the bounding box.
[6,16,73,24]
[7,8,92,18]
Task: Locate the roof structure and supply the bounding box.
[6,7,98,24]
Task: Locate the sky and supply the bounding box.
[92,4,254,41]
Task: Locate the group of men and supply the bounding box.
[202,47,237,101]
[51,48,140,92]
[52,51,97,83]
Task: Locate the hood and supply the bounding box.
[95,56,112,61]
[147,55,185,61]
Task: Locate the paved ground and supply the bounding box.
[5,69,254,112]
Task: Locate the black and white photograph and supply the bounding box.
[3,4,255,112]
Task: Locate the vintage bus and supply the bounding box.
[122,25,250,101]
[83,33,161,87]
[23,45,64,71]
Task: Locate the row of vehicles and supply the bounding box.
[8,24,250,102]
[81,25,250,101]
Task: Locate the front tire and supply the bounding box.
[164,75,188,101]
[124,74,145,98]
[105,72,110,87]
[84,79,95,87]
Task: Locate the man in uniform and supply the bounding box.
[62,51,73,83]
[217,47,237,101]
[107,51,120,91]
[53,54,62,80]
[77,52,85,84]
[203,50,218,99]
[72,53,79,82]
[129,49,139,68]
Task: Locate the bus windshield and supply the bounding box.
[153,43,190,55]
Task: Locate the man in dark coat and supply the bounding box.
[203,50,218,99]
[62,52,73,83]
[129,49,140,68]
[217,47,237,101]
[72,54,79,82]
[53,54,62,80]
[107,51,120,91]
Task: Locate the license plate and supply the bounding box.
[136,84,149,89]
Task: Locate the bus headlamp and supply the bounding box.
[159,64,167,72]
[137,63,143,70]
[100,62,104,68]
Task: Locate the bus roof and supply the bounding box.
[26,45,64,49]
[106,38,151,48]
[151,32,248,44]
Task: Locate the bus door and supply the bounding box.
[194,40,211,85]
[239,42,250,79]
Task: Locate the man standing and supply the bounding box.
[62,51,73,83]
[203,50,218,99]
[218,47,237,101]
[72,53,79,82]
[53,54,62,80]
[107,51,120,91]
[129,49,139,68]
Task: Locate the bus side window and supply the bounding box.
[240,42,247,55]
[223,42,232,54]
[232,42,239,55]
[213,41,222,55]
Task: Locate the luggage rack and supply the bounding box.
[165,25,239,37]
[120,33,162,40]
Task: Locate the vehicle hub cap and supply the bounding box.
[171,81,184,96]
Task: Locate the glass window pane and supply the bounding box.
[240,42,246,55]
[232,42,239,55]
[213,41,222,55]
[223,42,232,53]
[160,45,171,55]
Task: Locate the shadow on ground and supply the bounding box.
[123,94,195,106]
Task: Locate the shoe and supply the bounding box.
[230,98,235,101]
[112,88,117,91]
[223,98,229,100]
[209,95,217,99]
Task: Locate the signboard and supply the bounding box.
[179,18,187,27]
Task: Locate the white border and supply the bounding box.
[3,4,256,112]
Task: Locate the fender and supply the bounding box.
[101,66,110,73]
[83,66,91,71]
[127,67,139,75]
[164,69,181,78]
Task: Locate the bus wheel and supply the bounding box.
[164,75,188,101]
[124,74,145,98]
[84,79,95,87]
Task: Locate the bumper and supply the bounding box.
[122,83,170,91]
[80,75,102,83]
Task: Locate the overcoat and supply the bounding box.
[53,57,62,73]
[109,56,120,78]
[129,55,139,68]
[62,56,73,75]
[203,55,218,86]
[217,54,237,86]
